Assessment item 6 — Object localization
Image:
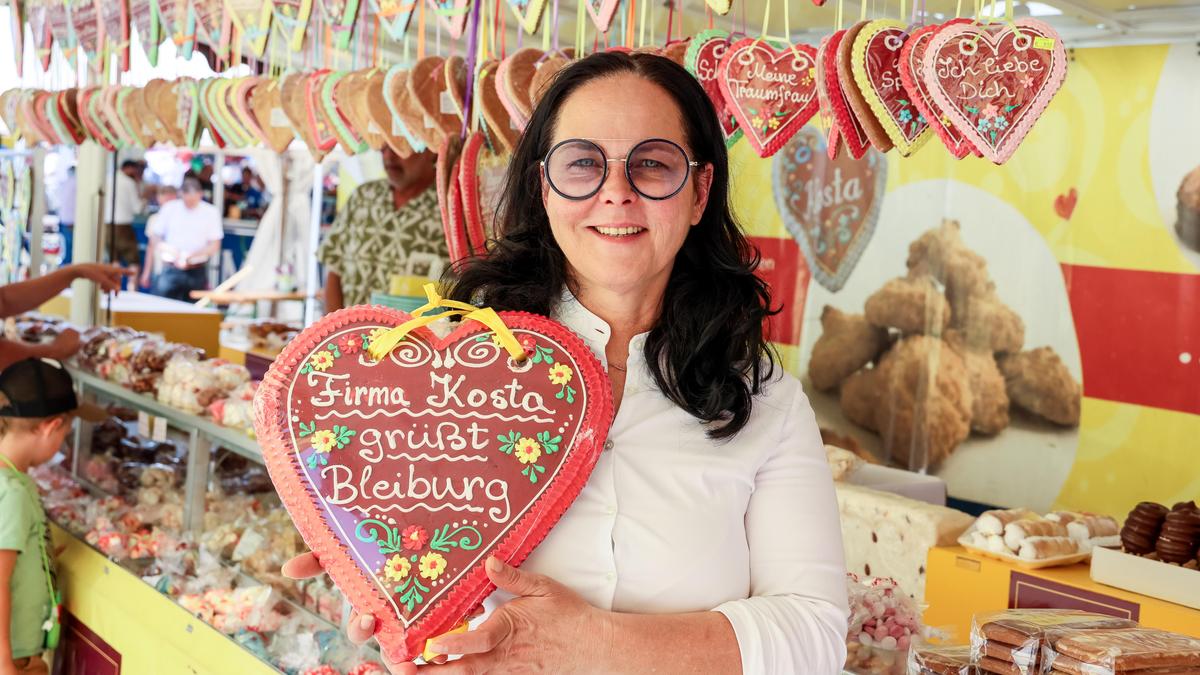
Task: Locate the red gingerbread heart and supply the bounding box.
[821,28,871,160]
[899,19,979,159]
[254,306,613,664]
[851,20,932,157]
[459,130,509,257]
[718,39,820,158]
[684,30,742,149]
[922,19,1067,164]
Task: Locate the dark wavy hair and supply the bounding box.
[444,51,778,439]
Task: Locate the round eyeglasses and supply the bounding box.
[540,138,701,201]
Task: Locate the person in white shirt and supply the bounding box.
[284,52,848,674]
[142,177,222,302]
[106,160,147,283]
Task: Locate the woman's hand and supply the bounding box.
[419,556,613,673]
[66,263,131,293]
[281,553,614,674]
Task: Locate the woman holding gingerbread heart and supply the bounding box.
[285,51,848,674]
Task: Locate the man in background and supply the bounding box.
[106,160,146,286]
[139,185,178,292]
[319,146,448,311]
[142,178,222,302]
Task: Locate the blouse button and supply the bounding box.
[603,439,614,452]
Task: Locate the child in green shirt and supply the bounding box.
[0,358,105,675]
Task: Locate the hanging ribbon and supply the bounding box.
[543,4,551,51]
[367,284,527,362]
[418,0,427,58]
[638,0,647,47]
[460,0,483,137]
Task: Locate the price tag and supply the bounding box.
[439,90,457,115]
[1033,36,1056,51]
[151,416,167,442]
[423,114,435,129]
[270,107,290,128]
[137,411,150,438]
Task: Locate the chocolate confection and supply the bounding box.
[1122,502,1169,555]
[1156,508,1200,564]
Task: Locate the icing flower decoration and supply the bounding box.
[339,334,362,355]
[519,335,538,355]
[309,351,335,372]
[514,437,543,465]
[310,429,338,454]
[384,554,411,581]
[548,363,573,386]
[419,552,448,580]
[401,525,429,551]
[768,117,780,130]
[980,103,1000,120]
[367,327,390,348]
[898,109,912,124]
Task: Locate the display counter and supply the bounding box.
[923,546,1200,642]
[41,290,221,355]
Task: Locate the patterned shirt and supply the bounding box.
[318,181,448,307]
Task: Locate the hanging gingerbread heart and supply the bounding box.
[100,0,132,72]
[851,20,931,157]
[156,0,196,58]
[370,68,417,157]
[70,0,103,65]
[437,135,471,264]
[899,19,978,159]
[46,2,78,69]
[305,71,341,158]
[773,126,886,292]
[409,56,459,148]
[9,0,25,75]
[583,0,618,33]
[382,66,427,154]
[80,88,121,150]
[227,0,273,57]
[444,56,469,125]
[197,79,232,147]
[371,0,417,39]
[337,70,387,152]
[29,4,53,72]
[496,48,542,131]
[815,34,843,160]
[922,19,1067,165]
[321,71,368,155]
[475,60,516,154]
[459,130,508,256]
[254,301,613,663]
[684,29,742,149]
[318,0,359,49]
[56,89,88,144]
[705,0,731,14]
[837,21,892,153]
[128,0,161,65]
[248,78,297,153]
[717,39,820,158]
[506,0,546,34]
[528,54,572,108]
[427,0,470,40]
[271,0,312,52]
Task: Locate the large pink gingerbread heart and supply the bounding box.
[922,19,1067,164]
[254,306,613,663]
[684,29,742,149]
[822,28,871,160]
[718,39,820,158]
[899,19,978,159]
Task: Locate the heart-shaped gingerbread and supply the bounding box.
[705,0,731,13]
[115,87,152,147]
[281,73,326,160]
[337,70,387,152]
[99,86,137,147]
[80,87,122,150]
[100,0,132,72]
[196,79,232,148]
[129,0,160,65]
[29,5,53,72]
[528,54,572,109]
[815,35,844,160]
[837,21,892,153]
[71,0,103,61]
[922,19,1067,165]
[0,90,22,139]
[248,78,296,153]
[383,66,430,154]
[44,94,74,146]
[56,89,88,144]
[582,0,618,32]
[506,0,546,34]
[851,20,931,157]
[141,80,178,146]
[773,126,886,292]
[370,0,417,39]
[132,85,170,145]
[229,77,266,146]
[899,20,978,159]
[685,30,742,149]
[718,39,820,158]
[253,306,613,663]
[318,0,360,49]
[46,2,77,68]
[227,0,273,57]
[444,56,469,125]
[369,69,416,157]
[496,48,541,132]
[321,71,368,155]
[476,60,519,155]
[408,56,456,148]
[176,77,204,148]
[661,39,690,66]
[821,28,870,160]
[437,135,471,264]
[427,0,470,39]
[271,0,314,52]
[459,130,509,256]
[29,92,62,146]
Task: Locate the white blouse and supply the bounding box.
[481,293,849,674]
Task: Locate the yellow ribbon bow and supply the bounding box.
[367,284,527,363]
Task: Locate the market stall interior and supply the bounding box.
[1,0,1199,670]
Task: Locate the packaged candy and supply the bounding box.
[970,609,1138,674]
